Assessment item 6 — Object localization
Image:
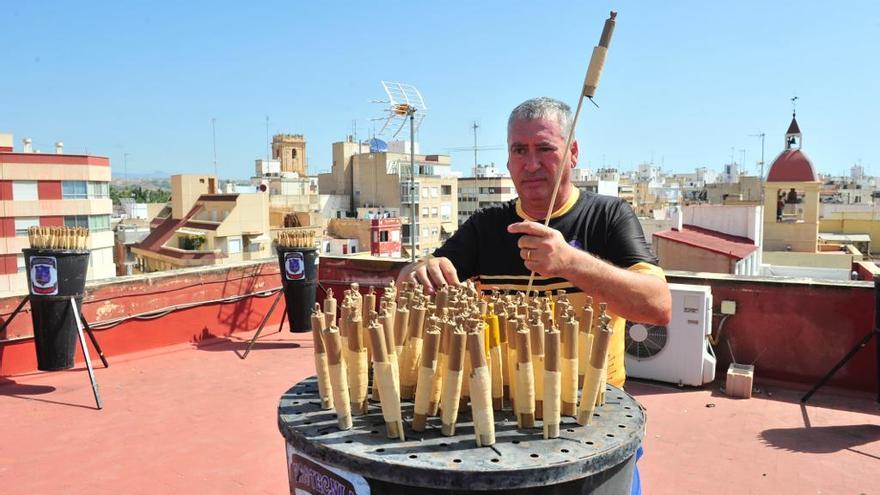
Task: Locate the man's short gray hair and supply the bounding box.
[507,97,573,137]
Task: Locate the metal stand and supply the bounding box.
[802,274,880,404]
[1,294,109,410]
[70,298,103,409]
[240,290,287,360]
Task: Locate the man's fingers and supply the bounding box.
[439,259,460,285]
[507,221,554,237]
[517,235,542,250]
[426,262,446,292]
[413,265,434,294]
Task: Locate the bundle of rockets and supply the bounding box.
[277,230,317,249]
[309,280,614,448]
[27,226,90,250]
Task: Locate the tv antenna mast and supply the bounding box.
[373,81,428,261]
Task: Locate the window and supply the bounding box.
[87,181,109,199]
[16,254,25,273]
[15,217,39,236]
[62,181,88,199]
[64,215,88,228]
[431,207,438,218]
[88,214,111,232]
[441,185,452,195]
[440,204,452,221]
[390,230,400,242]
[379,231,389,242]
[12,181,38,200]
[431,187,439,197]
[227,237,242,254]
[292,149,297,159]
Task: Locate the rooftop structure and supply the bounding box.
[0,257,876,494]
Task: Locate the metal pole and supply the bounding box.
[70,298,103,409]
[410,110,416,262]
[211,117,218,178]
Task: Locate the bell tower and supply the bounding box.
[272,134,307,176]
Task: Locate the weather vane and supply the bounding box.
[791,95,798,117]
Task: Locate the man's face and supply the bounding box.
[507,117,577,206]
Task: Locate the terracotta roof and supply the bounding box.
[786,116,801,135]
[135,204,204,252]
[767,149,818,182]
[653,225,757,260]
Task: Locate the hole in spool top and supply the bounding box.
[453,459,462,463]
[561,449,569,453]
[376,448,385,453]
[530,453,539,458]
[409,455,418,459]
[491,458,499,463]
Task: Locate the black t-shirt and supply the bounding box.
[434,190,657,291]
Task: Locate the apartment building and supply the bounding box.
[0,133,114,294]
[132,175,271,272]
[457,165,517,225]
[319,138,457,257]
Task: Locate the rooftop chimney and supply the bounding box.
[55,141,64,154]
[22,138,33,153]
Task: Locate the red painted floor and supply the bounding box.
[1,330,878,495]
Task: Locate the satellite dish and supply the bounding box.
[374,81,427,139]
[369,138,388,152]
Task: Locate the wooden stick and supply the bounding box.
[310,305,334,410]
[428,318,453,416]
[530,316,545,420]
[440,331,467,436]
[400,304,426,400]
[368,321,404,440]
[543,329,561,439]
[561,317,579,416]
[346,311,368,415]
[578,304,612,426]
[515,328,535,428]
[322,326,352,430]
[524,13,617,295]
[467,330,495,447]
[323,288,337,329]
[485,306,504,410]
[506,312,519,411]
[412,328,441,431]
[578,296,594,387]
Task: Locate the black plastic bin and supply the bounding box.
[22,248,91,371]
[276,246,318,333]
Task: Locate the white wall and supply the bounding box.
[761,264,851,281]
[683,205,762,242]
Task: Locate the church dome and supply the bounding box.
[766,149,817,182]
[766,113,817,182]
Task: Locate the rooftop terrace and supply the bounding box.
[1,257,878,493]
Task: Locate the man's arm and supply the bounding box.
[396,256,460,294]
[508,221,671,325]
[395,214,479,292]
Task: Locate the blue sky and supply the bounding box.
[1,1,878,180]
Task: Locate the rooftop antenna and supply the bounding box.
[211,117,218,178]
[373,81,428,261]
[265,116,270,162]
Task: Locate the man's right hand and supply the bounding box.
[396,256,460,294]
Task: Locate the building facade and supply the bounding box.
[132,175,271,272]
[319,138,457,257]
[457,167,517,225]
[0,133,115,294]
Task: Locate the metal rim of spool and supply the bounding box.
[278,376,645,491]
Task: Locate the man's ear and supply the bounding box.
[570,140,579,168]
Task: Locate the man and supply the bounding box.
[398,97,670,382]
[398,97,671,492]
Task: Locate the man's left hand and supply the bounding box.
[507,221,576,278]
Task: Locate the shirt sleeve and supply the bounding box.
[432,214,479,281]
[605,200,659,267]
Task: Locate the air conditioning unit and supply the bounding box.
[624,283,716,386]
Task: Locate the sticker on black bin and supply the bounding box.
[29,256,59,296]
[284,251,305,281]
